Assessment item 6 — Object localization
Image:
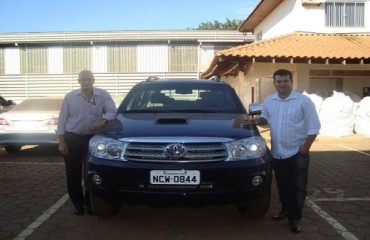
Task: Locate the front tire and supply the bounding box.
[4,144,22,153]
[90,194,121,217]
[237,188,271,218]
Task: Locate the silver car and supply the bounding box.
[0,97,63,153]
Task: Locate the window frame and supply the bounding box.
[325,1,365,27]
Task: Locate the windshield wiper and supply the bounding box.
[121,109,224,113]
[121,109,172,113]
[171,109,219,113]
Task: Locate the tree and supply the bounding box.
[195,18,243,30]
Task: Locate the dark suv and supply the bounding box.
[87,78,272,217]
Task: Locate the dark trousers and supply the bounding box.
[273,152,309,222]
[64,131,93,207]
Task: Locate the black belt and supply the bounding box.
[65,131,94,139]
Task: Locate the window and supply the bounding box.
[325,2,365,27]
[63,46,92,73]
[107,44,137,73]
[120,83,241,113]
[169,45,197,72]
[20,47,48,74]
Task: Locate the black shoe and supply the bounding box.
[74,204,84,215]
[290,221,302,233]
[86,204,95,216]
[272,210,288,220]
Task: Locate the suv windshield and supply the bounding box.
[118,82,244,114]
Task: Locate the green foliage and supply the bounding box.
[195,18,243,30]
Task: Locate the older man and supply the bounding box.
[57,70,117,215]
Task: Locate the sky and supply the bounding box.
[0,0,259,33]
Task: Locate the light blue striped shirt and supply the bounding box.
[57,87,117,136]
[260,90,321,159]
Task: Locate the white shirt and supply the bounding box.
[57,87,117,136]
[260,90,321,159]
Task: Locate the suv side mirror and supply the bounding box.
[248,103,262,116]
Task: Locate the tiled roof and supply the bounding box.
[201,32,370,78]
[217,32,370,59]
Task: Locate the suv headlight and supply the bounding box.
[89,135,127,160]
[225,136,267,160]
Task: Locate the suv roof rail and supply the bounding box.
[209,74,221,82]
[146,76,160,81]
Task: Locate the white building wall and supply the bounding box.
[241,62,370,105]
[137,44,168,72]
[47,47,63,74]
[254,0,370,40]
[92,46,107,73]
[199,45,215,72]
[4,48,20,74]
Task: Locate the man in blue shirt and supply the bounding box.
[254,69,320,233]
[57,70,117,215]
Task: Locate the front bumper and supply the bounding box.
[87,155,272,205]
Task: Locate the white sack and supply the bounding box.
[303,91,322,114]
[354,96,370,136]
[319,91,355,137]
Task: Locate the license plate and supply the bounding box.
[14,121,39,130]
[150,170,200,185]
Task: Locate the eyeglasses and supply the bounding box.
[79,78,94,82]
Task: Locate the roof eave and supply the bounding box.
[238,0,284,33]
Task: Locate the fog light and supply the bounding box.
[252,176,263,186]
[93,174,102,185]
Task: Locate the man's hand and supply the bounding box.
[299,135,317,154]
[243,117,258,125]
[90,118,108,132]
[244,116,268,126]
[58,142,68,156]
[298,144,310,154]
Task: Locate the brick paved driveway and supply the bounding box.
[0,133,369,240]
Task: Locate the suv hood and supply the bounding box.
[100,113,260,140]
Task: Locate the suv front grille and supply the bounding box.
[124,142,227,162]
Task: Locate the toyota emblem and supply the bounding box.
[164,144,187,158]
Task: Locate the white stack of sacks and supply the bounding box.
[319,91,356,137]
[303,91,323,114]
[354,96,370,136]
